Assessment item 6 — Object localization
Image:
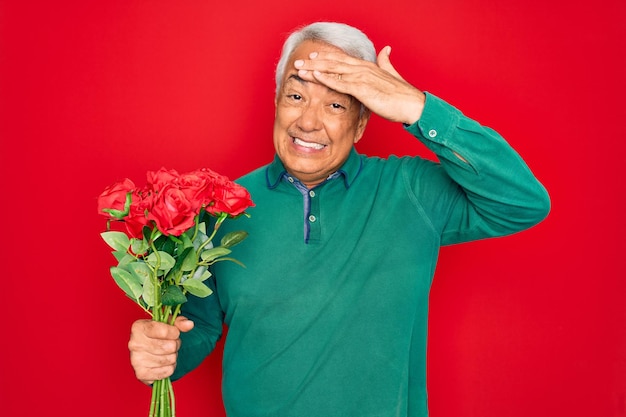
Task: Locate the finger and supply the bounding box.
[134,319,181,340]
[376,46,405,81]
[129,320,182,355]
[129,337,181,384]
[294,52,362,78]
[129,330,181,355]
[131,350,179,369]
[306,69,349,94]
[173,315,194,333]
[306,50,365,67]
[131,352,178,385]
[290,66,351,97]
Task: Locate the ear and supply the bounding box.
[353,108,371,144]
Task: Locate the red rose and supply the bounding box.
[206,180,254,217]
[147,167,180,191]
[97,178,135,218]
[148,184,197,236]
[124,188,154,239]
[178,169,220,211]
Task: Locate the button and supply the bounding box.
[309,190,316,197]
[287,176,294,183]
[308,215,317,222]
[428,129,437,138]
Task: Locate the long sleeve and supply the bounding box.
[171,275,224,381]
[403,92,550,245]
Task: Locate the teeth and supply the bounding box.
[294,138,325,150]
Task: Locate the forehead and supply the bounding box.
[281,40,347,95]
[288,39,342,62]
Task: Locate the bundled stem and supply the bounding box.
[149,378,175,417]
[147,233,178,417]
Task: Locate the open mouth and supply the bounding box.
[293,137,326,150]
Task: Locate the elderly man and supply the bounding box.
[129,22,550,416]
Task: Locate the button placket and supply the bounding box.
[307,187,321,241]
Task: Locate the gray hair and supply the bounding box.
[274,22,377,96]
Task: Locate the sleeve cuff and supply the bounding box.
[403,92,461,145]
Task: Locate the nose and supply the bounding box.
[296,103,323,132]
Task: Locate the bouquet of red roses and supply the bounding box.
[97,167,253,417]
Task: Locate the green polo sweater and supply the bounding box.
[173,93,550,416]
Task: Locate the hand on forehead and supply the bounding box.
[294,49,366,80]
[291,43,426,125]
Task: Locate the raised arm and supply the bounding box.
[294,45,550,242]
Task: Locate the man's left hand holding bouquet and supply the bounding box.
[98,167,253,417]
[128,315,194,385]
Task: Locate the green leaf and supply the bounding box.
[127,261,152,284]
[145,251,176,271]
[164,247,195,284]
[201,247,231,263]
[178,232,195,250]
[117,253,137,269]
[182,279,213,298]
[161,285,187,306]
[189,266,211,282]
[142,277,156,307]
[112,250,128,263]
[220,230,248,248]
[180,247,198,272]
[214,257,246,268]
[193,234,210,253]
[142,225,152,242]
[198,221,207,235]
[130,238,149,256]
[101,231,130,252]
[110,266,143,302]
[154,235,175,255]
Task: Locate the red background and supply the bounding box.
[1,1,624,416]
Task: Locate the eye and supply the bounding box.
[329,102,347,113]
[288,94,302,101]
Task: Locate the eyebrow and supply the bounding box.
[287,74,307,84]
[284,73,355,104]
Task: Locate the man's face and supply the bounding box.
[273,40,369,188]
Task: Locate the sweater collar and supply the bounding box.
[265,148,363,189]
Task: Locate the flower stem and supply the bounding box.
[149,379,159,417]
[149,239,163,323]
[167,378,176,417]
[160,378,167,417]
[198,212,228,252]
[169,304,182,326]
